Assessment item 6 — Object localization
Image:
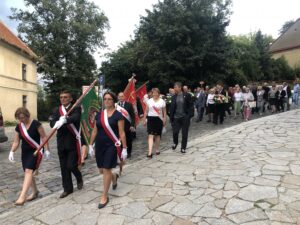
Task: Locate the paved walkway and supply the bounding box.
[0,109,268,213]
[1,109,300,224]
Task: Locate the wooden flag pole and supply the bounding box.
[33,79,98,156]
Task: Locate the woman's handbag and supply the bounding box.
[248,101,256,108]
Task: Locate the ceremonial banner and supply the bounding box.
[80,88,100,145]
[136,82,148,113]
[123,78,140,124]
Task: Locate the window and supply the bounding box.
[22,63,27,81]
[22,95,27,108]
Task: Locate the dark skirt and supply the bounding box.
[207,104,215,114]
[269,98,276,106]
[147,116,163,136]
[22,148,41,171]
[95,144,118,169]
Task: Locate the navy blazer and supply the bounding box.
[169,92,194,122]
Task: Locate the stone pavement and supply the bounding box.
[1,109,300,224]
[0,108,269,214]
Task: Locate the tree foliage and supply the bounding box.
[11,0,109,108]
[279,20,295,36]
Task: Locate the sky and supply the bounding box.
[1,0,300,66]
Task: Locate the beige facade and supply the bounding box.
[0,41,37,121]
[271,48,300,68]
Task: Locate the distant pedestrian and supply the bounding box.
[143,88,167,158]
[256,86,265,116]
[242,87,254,121]
[169,82,194,153]
[195,87,206,122]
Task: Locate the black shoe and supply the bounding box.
[181,149,186,153]
[77,181,83,190]
[112,174,119,190]
[59,191,72,198]
[147,154,153,159]
[98,197,109,209]
[127,154,131,159]
[172,144,177,150]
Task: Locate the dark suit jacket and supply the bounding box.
[49,105,81,151]
[118,101,135,131]
[195,91,206,108]
[169,92,194,122]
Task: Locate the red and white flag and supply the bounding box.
[136,82,147,114]
[123,78,140,125]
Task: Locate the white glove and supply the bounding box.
[53,120,64,129]
[121,148,128,160]
[45,150,51,160]
[88,145,94,157]
[8,151,15,162]
[59,116,67,124]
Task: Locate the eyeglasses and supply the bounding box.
[103,98,113,101]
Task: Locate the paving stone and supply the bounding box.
[225,198,253,214]
[170,202,202,216]
[115,202,149,219]
[127,219,153,225]
[139,177,155,186]
[72,190,99,204]
[152,211,174,225]
[194,203,222,218]
[36,203,82,225]
[228,208,268,224]
[239,185,278,201]
[290,164,300,175]
[265,210,295,223]
[98,214,125,225]
[205,218,236,225]
[148,195,173,210]
[171,218,195,225]
[282,175,300,185]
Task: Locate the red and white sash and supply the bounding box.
[100,109,123,162]
[18,122,43,169]
[152,105,164,121]
[59,105,82,165]
[116,103,131,123]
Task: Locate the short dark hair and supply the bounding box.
[15,107,30,120]
[103,91,118,103]
[60,90,72,97]
[174,82,182,88]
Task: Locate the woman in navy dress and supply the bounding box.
[8,107,50,205]
[90,92,127,209]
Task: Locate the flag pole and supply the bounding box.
[33,79,98,156]
[136,80,149,92]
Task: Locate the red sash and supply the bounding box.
[59,106,82,166]
[18,122,43,169]
[100,110,123,162]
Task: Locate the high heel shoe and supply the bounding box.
[147,154,153,159]
[26,190,39,201]
[112,174,119,190]
[14,197,26,206]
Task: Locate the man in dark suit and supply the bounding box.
[195,87,206,122]
[49,90,83,198]
[169,82,194,153]
[118,92,135,158]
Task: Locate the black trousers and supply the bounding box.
[196,107,205,121]
[213,104,225,124]
[125,130,132,156]
[58,149,82,193]
[172,116,190,150]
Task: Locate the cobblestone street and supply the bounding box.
[1,109,300,224]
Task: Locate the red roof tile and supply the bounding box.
[0,20,37,59]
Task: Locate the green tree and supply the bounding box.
[102,0,232,92]
[11,0,108,107]
[279,20,295,35]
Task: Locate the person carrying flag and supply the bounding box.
[8,107,50,205]
[49,90,83,198]
[117,92,135,158]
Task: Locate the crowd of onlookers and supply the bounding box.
[163,79,300,124]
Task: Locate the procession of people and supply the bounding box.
[7,78,299,208]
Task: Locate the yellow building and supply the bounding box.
[0,21,38,121]
[269,18,300,68]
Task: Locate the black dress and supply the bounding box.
[15,120,42,171]
[95,110,123,169]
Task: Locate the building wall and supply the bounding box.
[272,48,300,69]
[0,42,37,121]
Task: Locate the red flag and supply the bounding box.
[136,83,147,113]
[123,78,140,124]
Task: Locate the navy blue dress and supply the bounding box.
[95,110,123,169]
[15,120,42,171]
